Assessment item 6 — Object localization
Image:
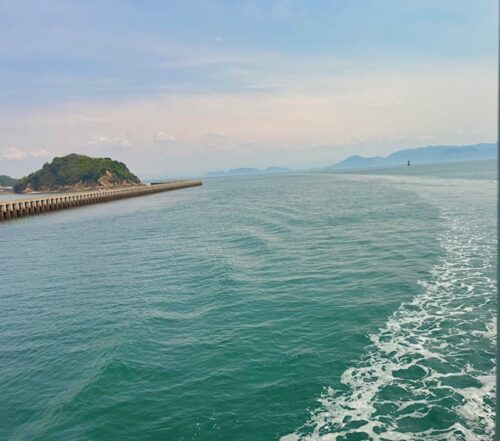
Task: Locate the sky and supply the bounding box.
[0,0,497,178]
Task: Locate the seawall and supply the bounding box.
[0,180,202,222]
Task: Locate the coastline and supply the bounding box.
[0,179,202,221]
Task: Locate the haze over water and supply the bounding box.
[0,160,496,440]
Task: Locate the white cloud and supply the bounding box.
[86,135,131,148]
[0,147,27,161]
[0,147,52,161]
[30,148,51,158]
[155,131,178,142]
[205,132,227,139]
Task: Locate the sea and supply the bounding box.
[0,160,496,440]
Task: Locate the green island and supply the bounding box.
[14,154,141,194]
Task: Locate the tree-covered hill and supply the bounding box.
[0,175,17,187]
[14,154,141,193]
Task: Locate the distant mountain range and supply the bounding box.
[205,166,289,177]
[329,143,497,170]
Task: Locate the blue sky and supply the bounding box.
[0,0,497,177]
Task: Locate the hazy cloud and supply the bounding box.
[86,135,131,148]
[0,147,27,161]
[205,132,227,139]
[29,149,52,158]
[0,147,52,161]
[155,132,178,142]
[0,60,495,177]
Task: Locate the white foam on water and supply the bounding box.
[282,175,496,441]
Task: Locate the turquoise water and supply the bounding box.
[0,160,496,440]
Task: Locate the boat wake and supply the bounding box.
[282,179,496,441]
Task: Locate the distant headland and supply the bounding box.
[201,143,496,177]
[328,143,497,170]
[0,175,17,190]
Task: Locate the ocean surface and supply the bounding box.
[0,160,496,440]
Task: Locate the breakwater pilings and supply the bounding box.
[0,180,202,222]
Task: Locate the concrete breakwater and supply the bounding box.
[0,179,202,221]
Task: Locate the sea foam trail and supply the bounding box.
[282,176,496,441]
